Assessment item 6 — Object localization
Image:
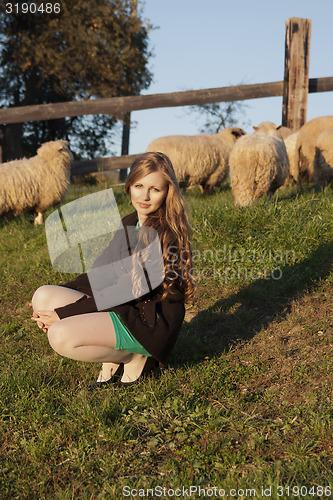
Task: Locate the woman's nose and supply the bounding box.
[143,189,150,200]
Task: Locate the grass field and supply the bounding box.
[1,182,333,499]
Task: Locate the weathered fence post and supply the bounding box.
[118,0,137,182]
[282,17,311,131]
[119,112,131,181]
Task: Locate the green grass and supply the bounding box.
[1,182,333,499]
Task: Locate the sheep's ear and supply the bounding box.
[232,128,245,138]
[58,141,69,151]
[276,125,282,130]
[253,126,258,131]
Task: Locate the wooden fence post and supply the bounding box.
[0,127,3,163]
[118,0,137,182]
[119,112,131,182]
[282,17,311,131]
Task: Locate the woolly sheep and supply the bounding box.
[229,133,289,207]
[283,131,299,183]
[296,115,333,182]
[253,121,293,139]
[0,140,73,225]
[146,127,246,194]
[252,121,298,183]
[313,127,333,187]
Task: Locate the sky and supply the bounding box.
[123,0,333,156]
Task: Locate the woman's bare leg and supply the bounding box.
[31,285,87,313]
[32,285,131,379]
[47,312,133,364]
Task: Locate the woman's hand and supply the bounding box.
[31,310,60,333]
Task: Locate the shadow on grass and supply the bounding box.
[0,213,32,228]
[274,183,323,203]
[174,240,333,365]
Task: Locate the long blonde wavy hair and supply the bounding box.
[125,152,195,304]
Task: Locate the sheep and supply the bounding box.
[0,140,73,225]
[229,133,289,207]
[253,121,293,139]
[283,131,299,183]
[313,127,333,187]
[146,127,246,194]
[252,122,299,183]
[296,115,333,182]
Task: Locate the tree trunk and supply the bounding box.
[2,123,24,161]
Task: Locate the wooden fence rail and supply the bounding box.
[0,77,332,125]
[71,154,137,176]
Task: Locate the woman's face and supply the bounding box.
[130,171,168,224]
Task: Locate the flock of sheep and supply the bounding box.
[147,115,333,206]
[0,115,333,225]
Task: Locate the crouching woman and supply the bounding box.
[31,152,195,386]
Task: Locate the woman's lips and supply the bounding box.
[138,203,150,208]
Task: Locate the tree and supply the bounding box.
[186,100,249,134]
[0,0,153,159]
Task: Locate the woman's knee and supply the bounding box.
[47,321,70,356]
[31,285,55,311]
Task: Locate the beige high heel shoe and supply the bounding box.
[88,364,124,390]
[119,354,158,386]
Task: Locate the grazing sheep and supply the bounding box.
[146,127,246,194]
[283,131,300,183]
[0,140,73,225]
[296,115,333,182]
[229,133,289,207]
[253,121,293,139]
[252,121,298,183]
[313,127,333,187]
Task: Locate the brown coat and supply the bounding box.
[55,212,185,364]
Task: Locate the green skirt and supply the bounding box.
[109,311,151,356]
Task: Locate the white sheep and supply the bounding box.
[283,131,299,184]
[313,127,333,187]
[0,140,73,225]
[229,133,289,207]
[252,121,299,184]
[296,115,333,182]
[146,127,246,194]
[253,121,293,139]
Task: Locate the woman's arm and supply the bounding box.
[54,294,98,319]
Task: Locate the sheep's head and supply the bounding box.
[253,122,293,139]
[253,121,277,134]
[37,140,73,161]
[230,127,246,140]
[217,127,246,146]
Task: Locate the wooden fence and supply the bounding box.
[0,77,332,126]
[71,76,333,177]
[0,17,332,174]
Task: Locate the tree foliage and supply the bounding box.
[0,0,153,158]
[187,100,249,134]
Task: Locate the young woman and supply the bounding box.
[31,152,194,386]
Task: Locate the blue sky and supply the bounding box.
[124,0,333,155]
